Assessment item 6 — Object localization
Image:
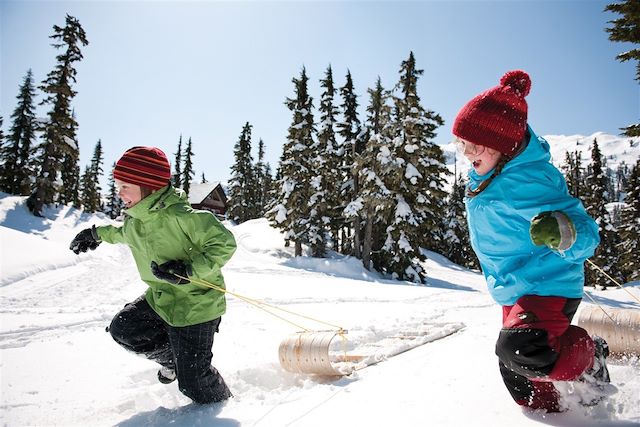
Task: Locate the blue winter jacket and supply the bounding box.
[464,126,600,306]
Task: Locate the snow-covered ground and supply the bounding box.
[1,193,639,426]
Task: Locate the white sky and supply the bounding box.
[1,1,638,184]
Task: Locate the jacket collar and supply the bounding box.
[468,125,551,185]
[124,185,172,220]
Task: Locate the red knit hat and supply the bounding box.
[452,70,531,155]
[113,146,171,191]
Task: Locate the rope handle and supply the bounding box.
[174,273,346,333]
[586,259,640,304]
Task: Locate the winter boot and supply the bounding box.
[158,367,177,384]
[571,336,616,407]
[587,336,610,383]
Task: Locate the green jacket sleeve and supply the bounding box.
[176,210,237,282]
[95,224,126,245]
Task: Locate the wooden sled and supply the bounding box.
[577,305,640,356]
[279,330,351,376]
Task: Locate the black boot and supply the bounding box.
[157,367,176,384]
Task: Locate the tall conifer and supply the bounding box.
[347,77,394,271]
[173,135,183,188]
[336,70,363,255]
[228,122,256,223]
[619,159,640,281]
[268,67,316,256]
[105,162,123,219]
[182,137,194,196]
[585,138,621,288]
[605,0,640,136]
[1,69,37,195]
[29,15,88,215]
[378,52,447,283]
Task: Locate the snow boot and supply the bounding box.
[565,335,616,407]
[158,367,177,384]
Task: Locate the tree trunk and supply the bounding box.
[362,208,373,270]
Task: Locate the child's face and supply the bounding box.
[115,179,143,208]
[457,138,502,176]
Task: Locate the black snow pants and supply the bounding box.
[108,295,232,403]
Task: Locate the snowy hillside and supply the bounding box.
[443,132,640,180]
[1,193,639,426]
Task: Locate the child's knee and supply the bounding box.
[496,327,557,378]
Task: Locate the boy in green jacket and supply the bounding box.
[69,146,237,403]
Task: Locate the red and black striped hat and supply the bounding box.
[114,146,171,191]
[453,70,531,156]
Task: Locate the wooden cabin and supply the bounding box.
[188,182,227,218]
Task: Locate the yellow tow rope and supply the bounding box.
[174,273,346,334]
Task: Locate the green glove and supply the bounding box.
[530,211,576,251]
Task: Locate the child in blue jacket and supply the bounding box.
[453,70,611,412]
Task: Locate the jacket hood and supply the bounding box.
[125,185,189,219]
[468,125,551,186]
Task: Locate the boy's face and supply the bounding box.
[457,138,502,176]
[115,179,143,208]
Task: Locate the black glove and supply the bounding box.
[69,225,101,254]
[150,260,192,285]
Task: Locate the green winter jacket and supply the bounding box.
[96,185,236,327]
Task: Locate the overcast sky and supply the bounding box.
[1,0,637,184]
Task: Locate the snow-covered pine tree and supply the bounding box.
[254,138,275,218]
[80,165,97,212]
[80,139,104,212]
[379,52,447,283]
[444,173,479,269]
[173,135,183,188]
[268,67,316,256]
[105,162,123,219]
[346,77,394,271]
[336,70,363,256]
[605,0,640,137]
[227,122,256,223]
[58,109,81,208]
[28,15,88,216]
[182,137,195,196]
[619,159,640,282]
[584,138,621,289]
[305,65,342,257]
[561,150,587,199]
[1,69,37,195]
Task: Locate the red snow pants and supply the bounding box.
[496,295,595,412]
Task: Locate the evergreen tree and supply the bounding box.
[336,70,363,255]
[605,0,640,137]
[60,152,81,207]
[105,162,124,219]
[81,139,104,212]
[80,165,98,212]
[584,138,621,289]
[618,159,640,282]
[227,122,256,223]
[182,137,195,196]
[1,69,37,195]
[173,135,183,188]
[254,138,274,218]
[305,65,343,257]
[28,15,88,216]
[378,52,447,283]
[268,67,316,256]
[444,174,479,269]
[347,77,394,271]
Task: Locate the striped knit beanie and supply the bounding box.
[113,146,171,191]
[453,70,531,155]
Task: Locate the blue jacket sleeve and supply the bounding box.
[503,163,600,263]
